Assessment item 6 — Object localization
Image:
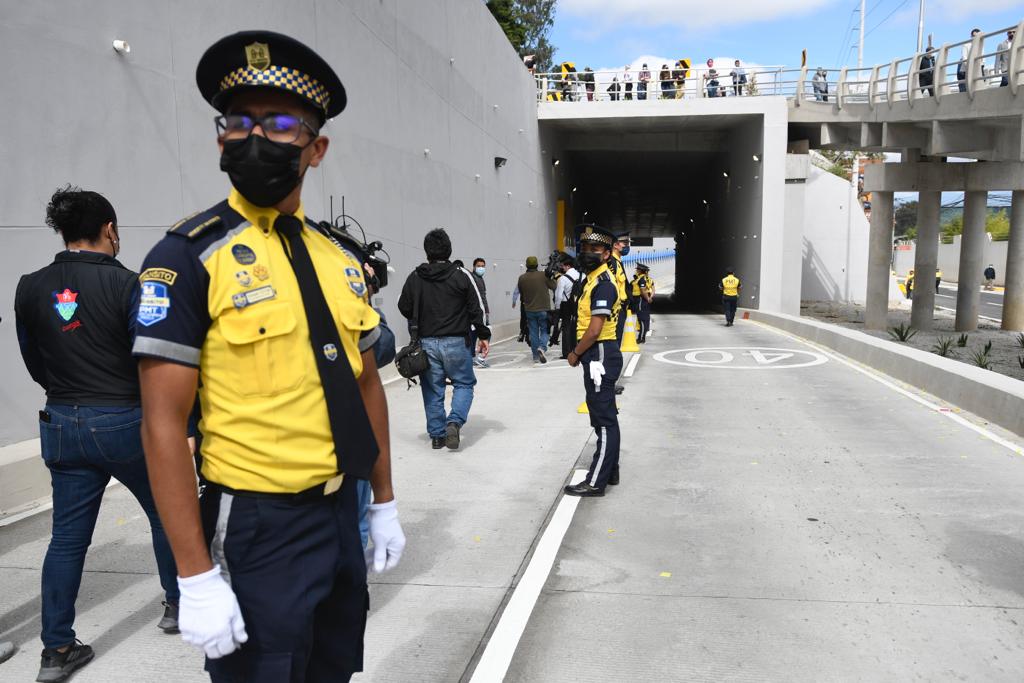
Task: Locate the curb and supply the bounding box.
[743,308,1024,437]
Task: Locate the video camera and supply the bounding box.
[319,196,391,292]
[543,250,567,280]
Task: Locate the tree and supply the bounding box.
[486,0,557,72]
[935,208,1009,243]
[894,200,918,237]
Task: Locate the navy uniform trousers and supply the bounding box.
[614,302,627,345]
[582,340,623,489]
[200,475,368,683]
[635,298,650,342]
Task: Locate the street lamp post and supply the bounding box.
[917,0,926,53]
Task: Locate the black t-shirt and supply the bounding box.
[15,250,141,406]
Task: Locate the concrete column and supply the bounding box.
[911,191,941,330]
[955,191,988,331]
[865,191,894,330]
[1003,190,1024,330]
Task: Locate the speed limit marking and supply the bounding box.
[652,347,828,370]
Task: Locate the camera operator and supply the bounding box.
[552,253,581,360]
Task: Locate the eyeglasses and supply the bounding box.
[214,113,318,144]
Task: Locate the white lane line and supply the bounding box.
[623,352,641,378]
[469,469,588,682]
[752,322,1024,457]
[934,305,1002,323]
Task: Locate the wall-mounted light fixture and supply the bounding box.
[571,186,577,192]
[494,156,507,169]
[423,148,431,157]
[552,158,560,167]
[722,172,729,178]
[112,39,131,55]
[752,154,760,162]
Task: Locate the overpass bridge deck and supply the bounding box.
[2,313,1024,681]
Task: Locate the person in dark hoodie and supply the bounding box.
[399,229,490,450]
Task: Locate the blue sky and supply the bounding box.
[550,0,1024,72]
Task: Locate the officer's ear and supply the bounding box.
[305,135,330,169]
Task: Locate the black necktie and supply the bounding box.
[275,215,378,480]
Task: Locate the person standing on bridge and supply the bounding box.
[812,67,830,102]
[623,65,633,101]
[731,60,747,96]
[133,31,405,681]
[638,63,651,100]
[660,64,672,99]
[565,224,623,497]
[15,186,181,682]
[997,30,1015,87]
[720,268,742,326]
[919,47,937,96]
[958,28,983,93]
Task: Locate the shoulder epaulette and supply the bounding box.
[167,200,230,240]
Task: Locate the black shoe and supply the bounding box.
[431,437,445,449]
[37,641,94,683]
[445,422,461,450]
[538,350,547,364]
[614,385,624,395]
[158,601,179,634]
[564,482,605,497]
[608,470,620,486]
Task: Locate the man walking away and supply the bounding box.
[469,257,490,368]
[720,268,742,326]
[517,256,556,363]
[985,264,997,290]
[553,254,581,359]
[399,230,490,449]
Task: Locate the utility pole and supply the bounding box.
[916,0,925,52]
[858,0,865,68]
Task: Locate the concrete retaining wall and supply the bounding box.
[893,236,1008,286]
[745,308,1024,436]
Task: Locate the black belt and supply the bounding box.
[207,474,345,504]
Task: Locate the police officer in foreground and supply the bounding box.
[133,31,404,681]
[720,268,742,326]
[565,225,622,497]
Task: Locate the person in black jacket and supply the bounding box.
[14,186,180,682]
[398,229,490,450]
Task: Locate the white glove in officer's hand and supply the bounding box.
[589,361,606,391]
[365,500,406,573]
[177,565,248,659]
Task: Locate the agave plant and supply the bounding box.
[931,337,956,358]
[887,323,917,343]
[956,333,969,348]
[970,349,993,370]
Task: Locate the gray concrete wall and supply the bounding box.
[0,0,550,446]
[894,237,1008,287]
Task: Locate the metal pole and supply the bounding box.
[858,0,865,68]
[916,0,925,53]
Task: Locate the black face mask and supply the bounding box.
[578,252,604,273]
[220,135,306,208]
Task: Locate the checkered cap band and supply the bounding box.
[220,65,330,113]
[580,230,613,246]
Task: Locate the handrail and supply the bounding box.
[534,22,1023,107]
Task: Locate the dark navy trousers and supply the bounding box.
[581,340,623,489]
[723,296,738,324]
[200,476,368,683]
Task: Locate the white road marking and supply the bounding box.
[469,469,588,682]
[753,322,1024,458]
[624,352,641,377]
[653,347,828,370]
[934,305,1002,323]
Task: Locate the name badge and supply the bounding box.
[232,285,276,309]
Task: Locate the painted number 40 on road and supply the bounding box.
[652,347,828,370]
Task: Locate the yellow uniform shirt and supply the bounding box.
[610,253,628,304]
[133,189,380,492]
[721,275,741,297]
[576,263,619,342]
[631,274,651,297]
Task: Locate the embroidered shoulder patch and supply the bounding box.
[140,268,178,285]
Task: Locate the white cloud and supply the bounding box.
[560,0,832,30]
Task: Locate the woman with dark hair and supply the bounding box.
[659,64,672,99]
[14,186,179,682]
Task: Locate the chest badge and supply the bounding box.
[232,244,257,265]
[344,267,366,297]
[53,288,79,322]
[323,343,339,361]
[235,270,253,287]
[253,264,270,281]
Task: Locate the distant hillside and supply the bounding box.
[940,206,1009,224]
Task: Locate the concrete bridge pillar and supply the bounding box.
[866,191,894,330]
[1003,190,1024,330]
[955,191,989,331]
[911,191,941,330]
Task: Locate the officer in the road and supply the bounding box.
[565,224,622,497]
[132,31,404,681]
[631,264,653,343]
[720,268,742,326]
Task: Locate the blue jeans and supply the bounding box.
[419,337,477,438]
[526,310,550,359]
[39,404,179,649]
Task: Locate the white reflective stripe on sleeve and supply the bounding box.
[358,326,382,353]
[132,337,201,366]
[209,493,235,586]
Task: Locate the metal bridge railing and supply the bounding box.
[536,20,1024,110]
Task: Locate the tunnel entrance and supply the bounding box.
[541,111,769,311]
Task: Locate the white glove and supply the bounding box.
[365,500,406,573]
[589,361,606,390]
[177,565,248,659]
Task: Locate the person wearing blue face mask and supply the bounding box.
[470,257,491,368]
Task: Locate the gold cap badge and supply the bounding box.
[245,42,270,71]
